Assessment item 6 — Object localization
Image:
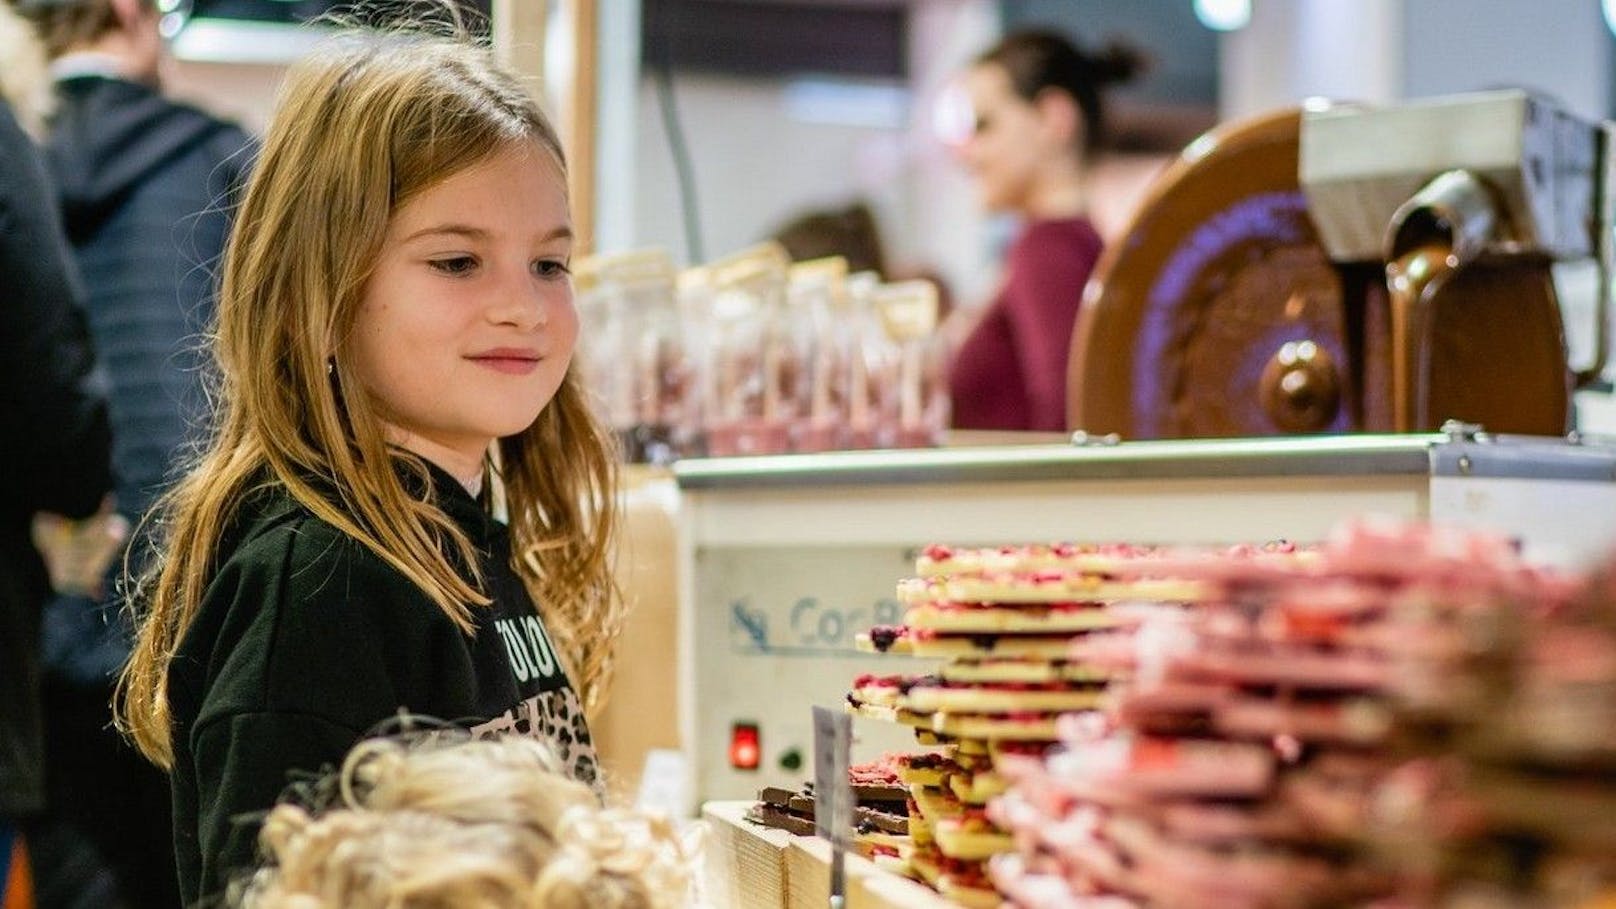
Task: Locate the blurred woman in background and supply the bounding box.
[949,29,1142,432]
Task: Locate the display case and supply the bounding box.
[675,431,1616,810]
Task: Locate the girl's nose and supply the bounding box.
[490,270,547,330]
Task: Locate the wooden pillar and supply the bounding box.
[492,0,597,257]
[491,0,547,93]
[567,0,598,258]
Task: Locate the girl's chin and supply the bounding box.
[458,412,545,445]
[488,418,545,440]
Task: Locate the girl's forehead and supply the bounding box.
[431,142,562,194]
[388,145,570,235]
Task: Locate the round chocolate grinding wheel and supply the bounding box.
[1070,108,1573,439]
[1068,110,1355,439]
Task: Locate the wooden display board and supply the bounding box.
[704,801,791,909]
[702,801,954,909]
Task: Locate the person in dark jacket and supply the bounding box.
[0,89,113,909]
[11,0,252,906]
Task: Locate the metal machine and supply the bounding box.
[1069,91,1613,439]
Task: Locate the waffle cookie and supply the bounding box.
[939,657,1116,685]
[903,601,1125,634]
[900,574,1207,606]
[858,626,1093,660]
[900,679,1108,715]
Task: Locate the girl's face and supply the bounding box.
[957,63,1069,213]
[350,141,577,478]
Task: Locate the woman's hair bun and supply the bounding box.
[1086,39,1148,86]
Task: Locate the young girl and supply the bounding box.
[116,24,621,904]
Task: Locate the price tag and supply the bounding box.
[811,705,852,906]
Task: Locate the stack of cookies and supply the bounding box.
[849,543,1268,906]
[851,543,1218,740]
[884,743,1007,906]
[1371,533,1616,907]
[985,522,1556,908]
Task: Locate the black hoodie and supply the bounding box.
[45,75,252,532]
[166,461,600,905]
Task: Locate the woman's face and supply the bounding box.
[349,141,578,477]
[957,63,1070,214]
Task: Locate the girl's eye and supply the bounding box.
[534,259,571,280]
[428,256,478,276]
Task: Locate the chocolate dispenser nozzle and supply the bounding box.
[1301,91,1603,435]
[1382,169,1505,433]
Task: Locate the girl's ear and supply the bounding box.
[1034,87,1083,151]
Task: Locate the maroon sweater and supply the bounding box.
[949,217,1104,431]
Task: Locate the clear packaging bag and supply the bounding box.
[573,257,626,430]
[674,265,714,458]
[704,242,794,457]
[844,270,896,450]
[787,257,851,453]
[873,280,950,448]
[588,249,690,464]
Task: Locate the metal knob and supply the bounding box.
[1259,340,1340,432]
[1440,419,1486,442]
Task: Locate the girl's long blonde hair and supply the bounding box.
[118,25,621,768]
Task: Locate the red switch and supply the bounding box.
[729,721,760,770]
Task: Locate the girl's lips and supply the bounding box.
[467,354,541,375]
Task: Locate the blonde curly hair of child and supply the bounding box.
[237,733,699,909]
